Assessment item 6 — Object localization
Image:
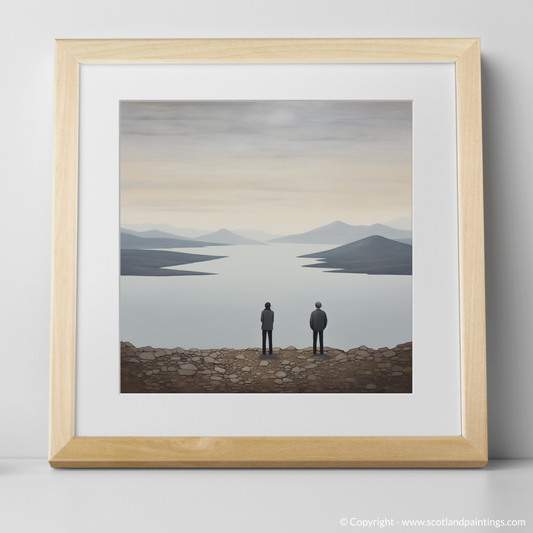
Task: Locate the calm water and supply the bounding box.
[120,243,412,351]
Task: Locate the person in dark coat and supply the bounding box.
[260,302,274,358]
[310,301,329,358]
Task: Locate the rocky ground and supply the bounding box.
[121,341,412,393]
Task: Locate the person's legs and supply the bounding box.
[262,329,267,355]
[319,330,324,354]
[267,330,272,355]
[313,330,318,354]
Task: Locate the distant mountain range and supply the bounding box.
[270,221,411,245]
[121,220,412,246]
[232,229,283,242]
[383,217,412,231]
[193,228,265,245]
[121,223,282,242]
[121,228,194,240]
[299,235,412,275]
[121,223,210,239]
[120,232,226,250]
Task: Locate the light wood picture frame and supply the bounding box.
[50,38,486,468]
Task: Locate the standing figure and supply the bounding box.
[260,302,274,358]
[310,301,329,358]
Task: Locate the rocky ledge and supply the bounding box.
[121,341,412,394]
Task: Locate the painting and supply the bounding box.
[119,100,412,394]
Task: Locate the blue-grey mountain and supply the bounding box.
[299,235,412,275]
[121,223,211,238]
[269,221,411,245]
[121,232,226,250]
[121,228,194,240]
[193,228,266,245]
[383,217,412,231]
[231,229,283,242]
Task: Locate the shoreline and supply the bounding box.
[121,341,412,394]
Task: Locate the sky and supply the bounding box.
[120,101,412,235]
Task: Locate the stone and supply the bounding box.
[152,369,160,374]
[297,355,307,359]
[146,371,153,376]
[215,366,226,373]
[335,354,348,361]
[276,371,286,378]
[142,346,155,352]
[304,364,317,369]
[281,360,290,365]
[230,378,241,383]
[273,347,281,352]
[403,367,412,373]
[178,369,196,376]
[307,375,318,381]
[392,372,403,376]
[291,367,301,374]
[180,363,197,371]
[228,374,238,379]
[128,358,140,363]
[242,366,251,372]
[164,349,173,355]
[283,378,293,383]
[154,350,166,358]
[236,354,245,359]
[204,356,215,363]
[260,361,269,366]
[366,384,377,390]
[345,378,356,383]
[175,348,185,354]
[378,347,389,352]
[139,352,155,360]
[382,350,396,358]
[285,345,297,350]
[191,357,200,361]
[167,366,178,372]
[392,366,404,372]
[274,379,283,384]
[210,376,223,381]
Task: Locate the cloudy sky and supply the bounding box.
[120,101,411,235]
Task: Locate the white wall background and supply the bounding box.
[1,0,532,461]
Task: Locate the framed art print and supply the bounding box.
[119,99,413,395]
[50,39,486,467]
